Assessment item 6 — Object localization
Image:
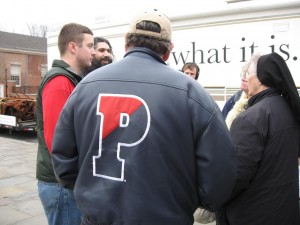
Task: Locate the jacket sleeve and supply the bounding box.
[51,92,78,190]
[193,104,237,211]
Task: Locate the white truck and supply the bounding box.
[0,96,36,134]
[47,0,300,107]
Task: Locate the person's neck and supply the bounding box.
[61,56,82,75]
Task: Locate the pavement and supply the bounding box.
[0,136,47,225]
[0,134,215,225]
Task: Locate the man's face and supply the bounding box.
[183,67,197,80]
[92,42,112,68]
[77,34,96,72]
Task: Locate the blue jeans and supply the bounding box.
[38,181,81,225]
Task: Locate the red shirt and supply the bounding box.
[42,75,75,153]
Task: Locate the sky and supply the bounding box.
[0,0,292,35]
[0,0,229,35]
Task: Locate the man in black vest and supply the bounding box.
[36,23,95,225]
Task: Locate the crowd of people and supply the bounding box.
[36,9,300,225]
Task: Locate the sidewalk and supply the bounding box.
[0,135,215,225]
[0,136,47,225]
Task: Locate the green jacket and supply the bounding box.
[36,60,82,183]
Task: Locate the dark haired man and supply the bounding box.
[84,36,114,75]
[52,10,236,225]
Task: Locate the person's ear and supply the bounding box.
[162,42,174,61]
[124,33,130,52]
[69,42,77,54]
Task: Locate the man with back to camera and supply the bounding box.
[52,9,236,225]
[83,36,114,75]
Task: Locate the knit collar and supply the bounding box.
[124,47,166,65]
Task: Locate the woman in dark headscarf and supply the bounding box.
[216,52,300,225]
[256,52,300,124]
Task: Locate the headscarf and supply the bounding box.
[257,52,300,124]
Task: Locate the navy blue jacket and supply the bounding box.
[222,90,242,119]
[52,47,236,225]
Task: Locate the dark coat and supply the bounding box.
[52,47,237,225]
[219,88,300,225]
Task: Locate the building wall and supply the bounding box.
[0,51,47,97]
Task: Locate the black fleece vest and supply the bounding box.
[36,60,82,183]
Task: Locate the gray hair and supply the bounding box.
[240,61,250,78]
[248,52,263,75]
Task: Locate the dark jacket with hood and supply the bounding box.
[224,88,300,225]
[52,48,236,225]
[218,53,300,225]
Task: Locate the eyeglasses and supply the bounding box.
[240,62,251,79]
[240,72,246,79]
[242,71,258,78]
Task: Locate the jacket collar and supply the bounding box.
[248,88,280,107]
[124,47,167,65]
[52,59,82,77]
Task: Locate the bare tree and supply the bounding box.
[27,23,50,37]
[0,23,7,32]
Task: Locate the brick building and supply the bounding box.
[0,31,47,98]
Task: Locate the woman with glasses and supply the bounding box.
[222,62,250,126]
[217,52,300,225]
